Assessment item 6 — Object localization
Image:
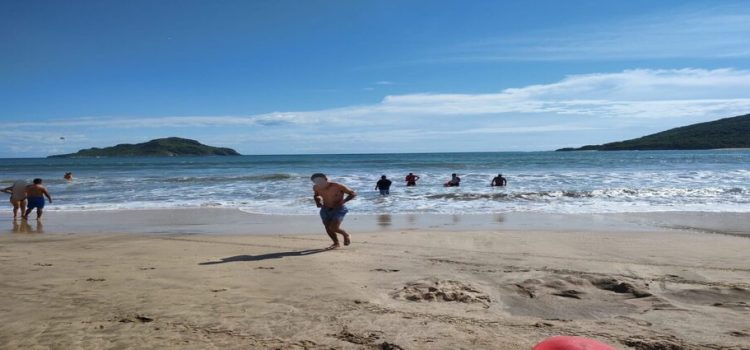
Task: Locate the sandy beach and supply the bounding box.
[0,210,748,349]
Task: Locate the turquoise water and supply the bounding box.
[1,150,748,214]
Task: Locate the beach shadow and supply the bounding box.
[198,248,329,265]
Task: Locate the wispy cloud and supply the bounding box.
[3,68,749,156]
[432,4,750,62]
[8,68,750,128]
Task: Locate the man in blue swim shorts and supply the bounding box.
[24,178,52,220]
[311,173,357,249]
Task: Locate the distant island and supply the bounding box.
[49,137,241,158]
[557,113,750,151]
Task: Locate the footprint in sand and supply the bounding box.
[552,289,585,299]
[391,278,491,305]
[372,268,400,273]
[85,278,106,282]
[114,314,154,323]
[622,336,684,350]
[666,286,750,311]
[588,277,652,298]
[330,327,406,349]
[728,330,749,337]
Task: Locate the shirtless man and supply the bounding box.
[24,178,52,220]
[444,173,461,187]
[491,173,507,187]
[311,173,357,249]
[405,173,420,186]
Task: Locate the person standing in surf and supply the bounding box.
[491,173,507,187]
[405,172,420,186]
[24,178,52,220]
[311,173,357,249]
[2,180,28,219]
[444,173,461,187]
[375,175,392,196]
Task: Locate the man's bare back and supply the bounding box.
[26,184,50,198]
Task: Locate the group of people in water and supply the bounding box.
[314,172,509,249]
[374,172,508,195]
[3,171,506,246]
[2,173,74,220]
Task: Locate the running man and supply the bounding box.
[405,172,420,186]
[311,173,357,249]
[2,180,27,218]
[375,175,392,195]
[491,173,507,187]
[24,178,52,220]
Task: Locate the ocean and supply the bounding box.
[1,151,748,215]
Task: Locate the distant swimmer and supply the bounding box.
[24,178,52,220]
[375,175,392,196]
[311,173,357,249]
[491,173,507,187]
[64,172,73,181]
[405,172,420,186]
[444,173,461,187]
[2,180,27,219]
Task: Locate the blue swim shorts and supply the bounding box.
[27,196,45,210]
[320,206,348,224]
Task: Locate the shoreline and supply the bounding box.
[1,208,748,236]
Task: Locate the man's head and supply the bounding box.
[409,172,413,176]
[452,173,457,177]
[33,178,43,185]
[381,175,387,180]
[498,174,502,177]
[311,173,328,186]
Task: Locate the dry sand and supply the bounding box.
[0,215,749,349]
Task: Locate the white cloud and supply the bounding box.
[6,68,750,129]
[375,81,395,85]
[2,68,749,156]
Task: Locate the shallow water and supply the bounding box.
[1,150,748,214]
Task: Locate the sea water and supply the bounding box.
[0,151,748,215]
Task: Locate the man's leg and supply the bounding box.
[36,208,43,219]
[11,201,19,218]
[328,219,351,246]
[322,220,340,248]
[23,206,32,219]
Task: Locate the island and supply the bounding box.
[557,113,750,151]
[48,137,241,158]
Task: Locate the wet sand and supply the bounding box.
[0,211,748,349]
[5,208,749,236]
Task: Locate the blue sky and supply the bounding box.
[1,0,749,157]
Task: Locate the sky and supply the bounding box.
[1,0,749,157]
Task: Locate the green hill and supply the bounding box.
[557,113,750,151]
[49,137,241,158]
